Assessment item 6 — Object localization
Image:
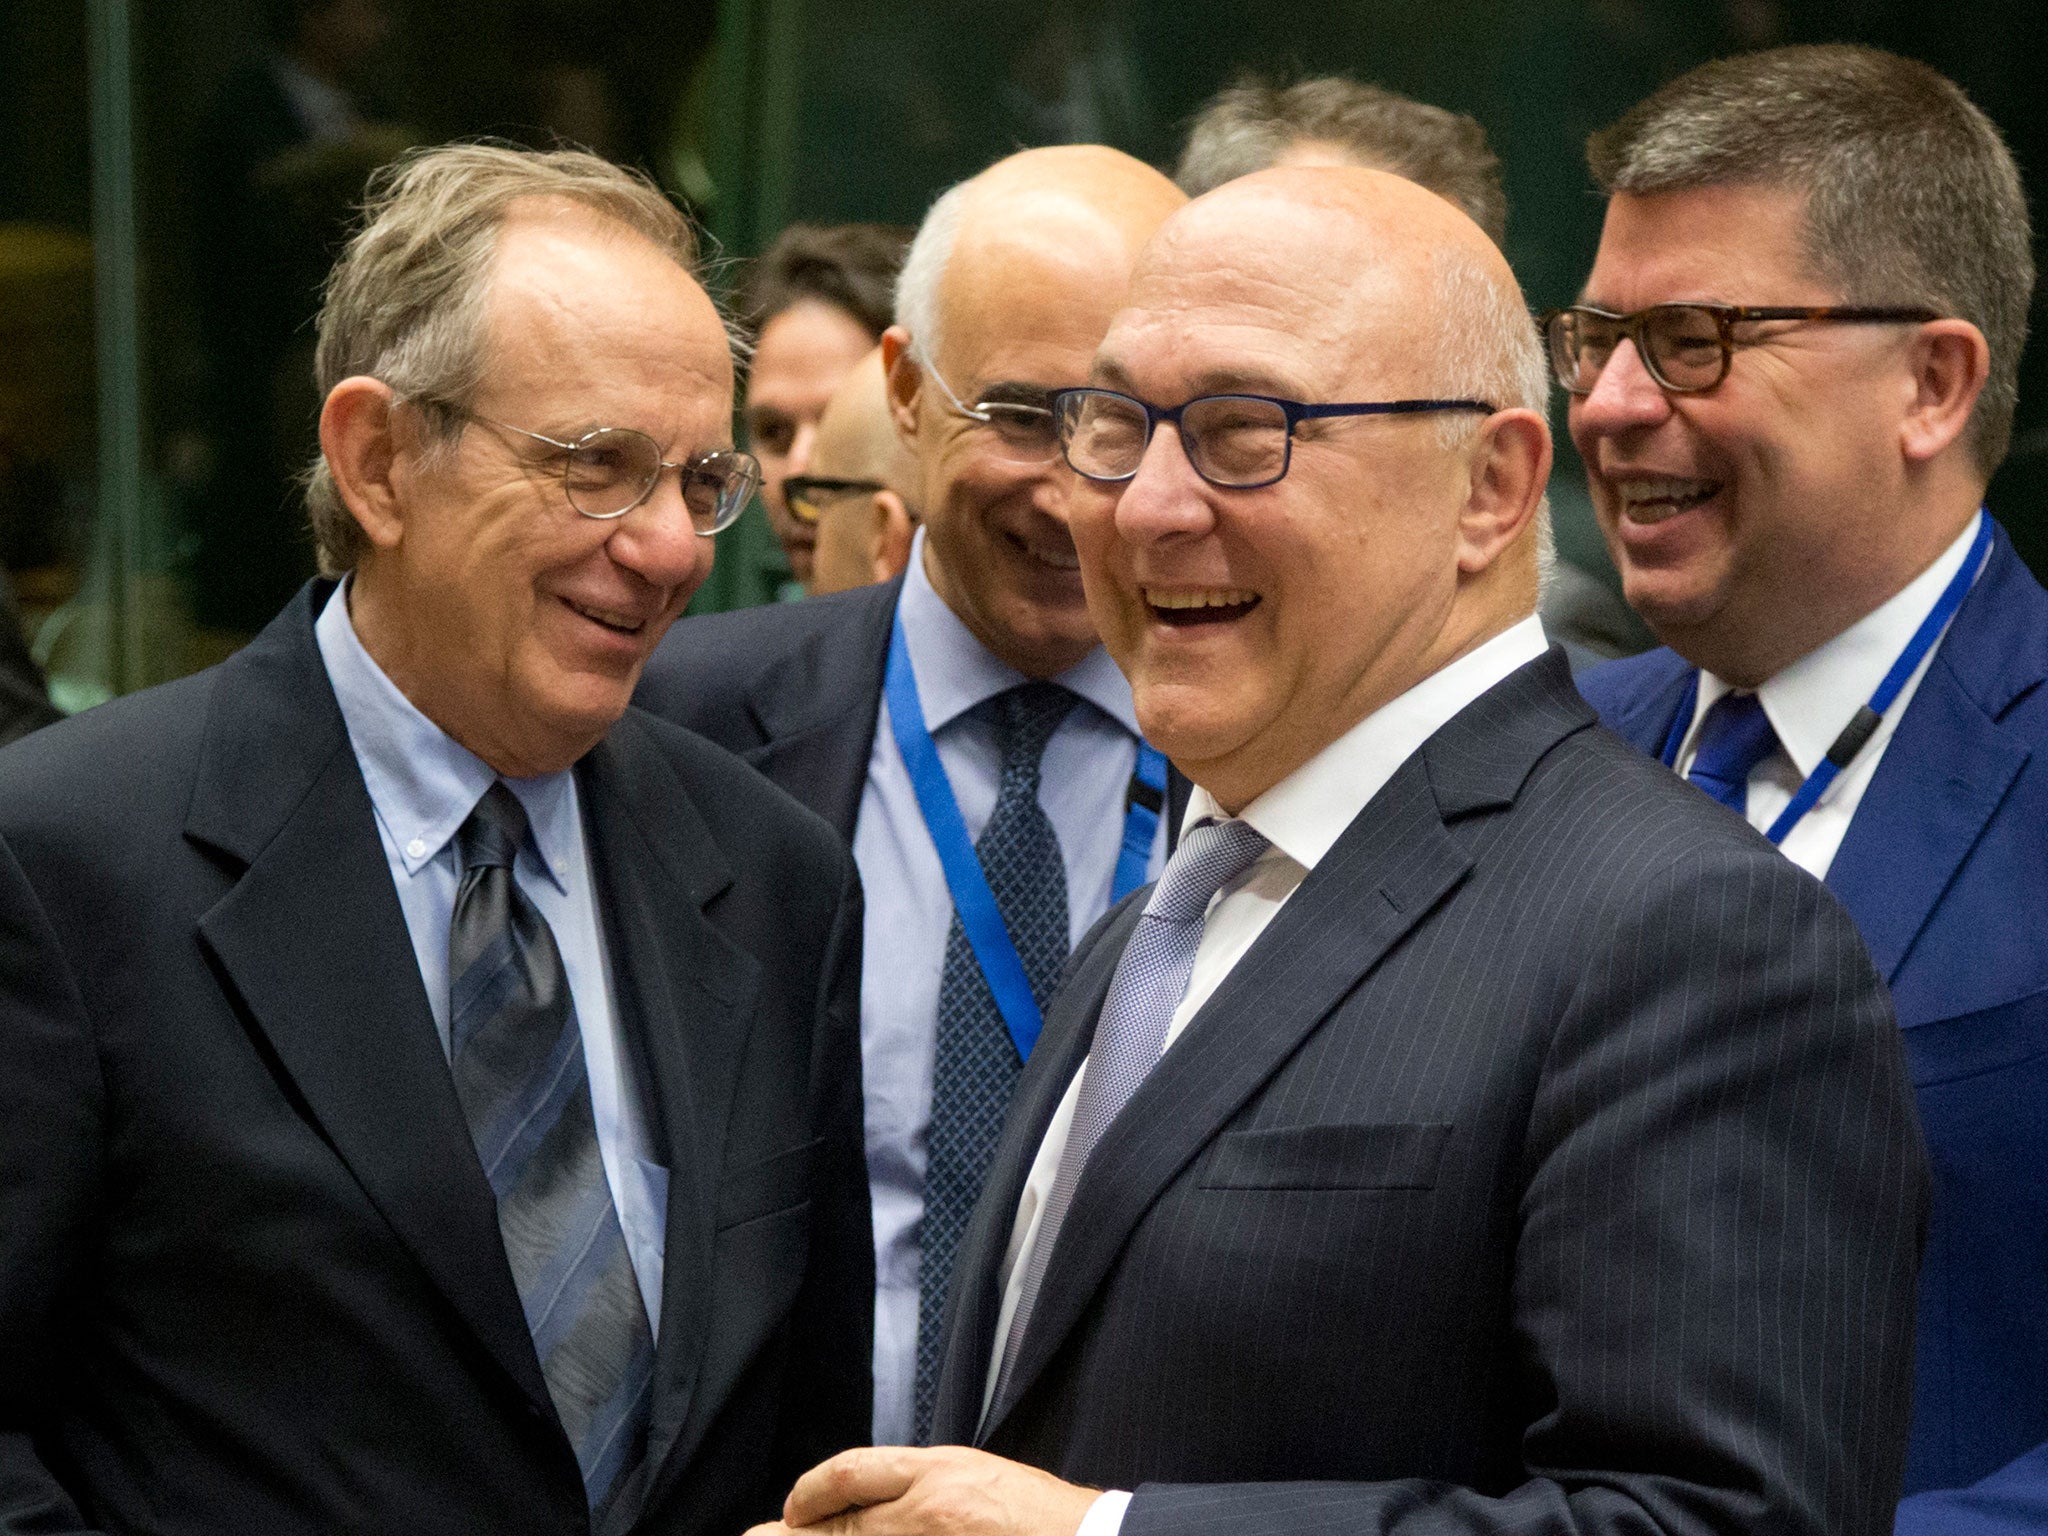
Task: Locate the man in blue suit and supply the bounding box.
[1562,46,2047,1534]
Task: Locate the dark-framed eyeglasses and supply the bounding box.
[918,358,1062,464]
[1051,387,1496,490]
[1539,303,1943,396]
[430,403,761,533]
[783,474,887,525]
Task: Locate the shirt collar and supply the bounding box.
[898,525,1140,738]
[1185,614,1551,872]
[1694,510,1985,777]
[314,580,579,890]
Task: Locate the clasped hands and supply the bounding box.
[744,1445,1100,1536]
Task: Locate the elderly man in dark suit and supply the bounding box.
[748,167,1929,1536]
[637,145,1187,1450]
[0,144,871,1536]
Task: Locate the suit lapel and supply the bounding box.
[1826,534,2043,993]
[576,715,761,1503]
[981,649,1592,1436]
[742,577,899,840]
[189,589,552,1416]
[1597,648,1693,758]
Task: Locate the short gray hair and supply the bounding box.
[892,176,973,367]
[1588,44,2033,479]
[305,142,700,574]
[1427,245,1555,590]
[1176,74,1507,248]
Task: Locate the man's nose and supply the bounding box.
[1112,423,1217,543]
[608,469,710,590]
[1569,338,1673,437]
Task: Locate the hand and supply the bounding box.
[744,1445,1101,1536]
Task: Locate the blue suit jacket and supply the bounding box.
[1579,521,2048,1534]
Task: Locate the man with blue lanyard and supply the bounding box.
[1563,46,2048,1535]
[636,145,1187,1449]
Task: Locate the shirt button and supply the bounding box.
[406,837,427,859]
[553,860,568,877]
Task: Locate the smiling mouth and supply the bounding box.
[1144,586,1261,626]
[1613,475,1721,525]
[1004,529,1082,572]
[563,596,648,636]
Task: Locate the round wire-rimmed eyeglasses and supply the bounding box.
[430,403,761,534]
[1050,387,1496,490]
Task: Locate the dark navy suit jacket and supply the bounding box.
[1579,521,2048,1535]
[933,651,1928,1536]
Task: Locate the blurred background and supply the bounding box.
[2,0,2041,710]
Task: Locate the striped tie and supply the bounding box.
[450,783,654,1523]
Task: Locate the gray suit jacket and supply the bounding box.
[933,649,1929,1536]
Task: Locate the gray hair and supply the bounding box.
[1588,43,2033,479]
[305,141,702,575]
[892,175,976,368]
[1428,245,1555,591]
[1176,74,1507,248]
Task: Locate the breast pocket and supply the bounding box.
[714,1137,821,1230]
[1197,1122,1451,1191]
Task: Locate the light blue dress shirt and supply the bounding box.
[314,582,668,1335]
[855,530,1166,1445]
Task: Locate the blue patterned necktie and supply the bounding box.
[990,815,1270,1418]
[449,783,654,1523]
[913,681,1076,1443]
[1687,690,1779,816]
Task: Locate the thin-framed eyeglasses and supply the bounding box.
[1051,387,1496,490]
[1539,303,1942,396]
[783,474,887,525]
[917,357,1062,464]
[428,402,761,533]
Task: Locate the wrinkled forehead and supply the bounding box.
[935,203,1150,376]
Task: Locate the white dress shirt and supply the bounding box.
[854,529,1167,1446]
[315,582,668,1334]
[1673,512,1984,879]
[983,616,1551,1536]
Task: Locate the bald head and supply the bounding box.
[812,347,916,494]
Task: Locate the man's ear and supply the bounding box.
[1456,408,1551,576]
[881,326,923,442]
[1899,319,1990,466]
[869,489,915,583]
[319,377,411,552]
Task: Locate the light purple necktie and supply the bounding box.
[989,816,1271,1415]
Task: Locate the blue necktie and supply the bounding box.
[1686,690,1780,816]
[449,783,654,1523]
[990,816,1270,1419]
[914,682,1076,1443]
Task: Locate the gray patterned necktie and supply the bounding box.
[914,681,1076,1443]
[990,815,1270,1415]
[449,783,654,1523]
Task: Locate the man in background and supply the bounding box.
[751,162,1926,1536]
[694,222,912,611]
[791,347,920,597]
[1565,46,2048,1534]
[0,571,56,745]
[638,145,1185,1449]
[1175,72,1645,668]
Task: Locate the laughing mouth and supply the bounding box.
[564,596,648,636]
[1614,475,1721,524]
[1144,586,1261,626]
[1004,530,1082,572]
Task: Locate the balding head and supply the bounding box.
[1067,164,1552,810]
[883,146,1184,679]
[806,348,920,595]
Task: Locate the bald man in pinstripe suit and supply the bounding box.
[750,166,1929,1536]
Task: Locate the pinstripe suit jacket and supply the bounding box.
[932,648,1930,1536]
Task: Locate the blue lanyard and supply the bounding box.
[884,613,1166,1062]
[1661,512,1993,845]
